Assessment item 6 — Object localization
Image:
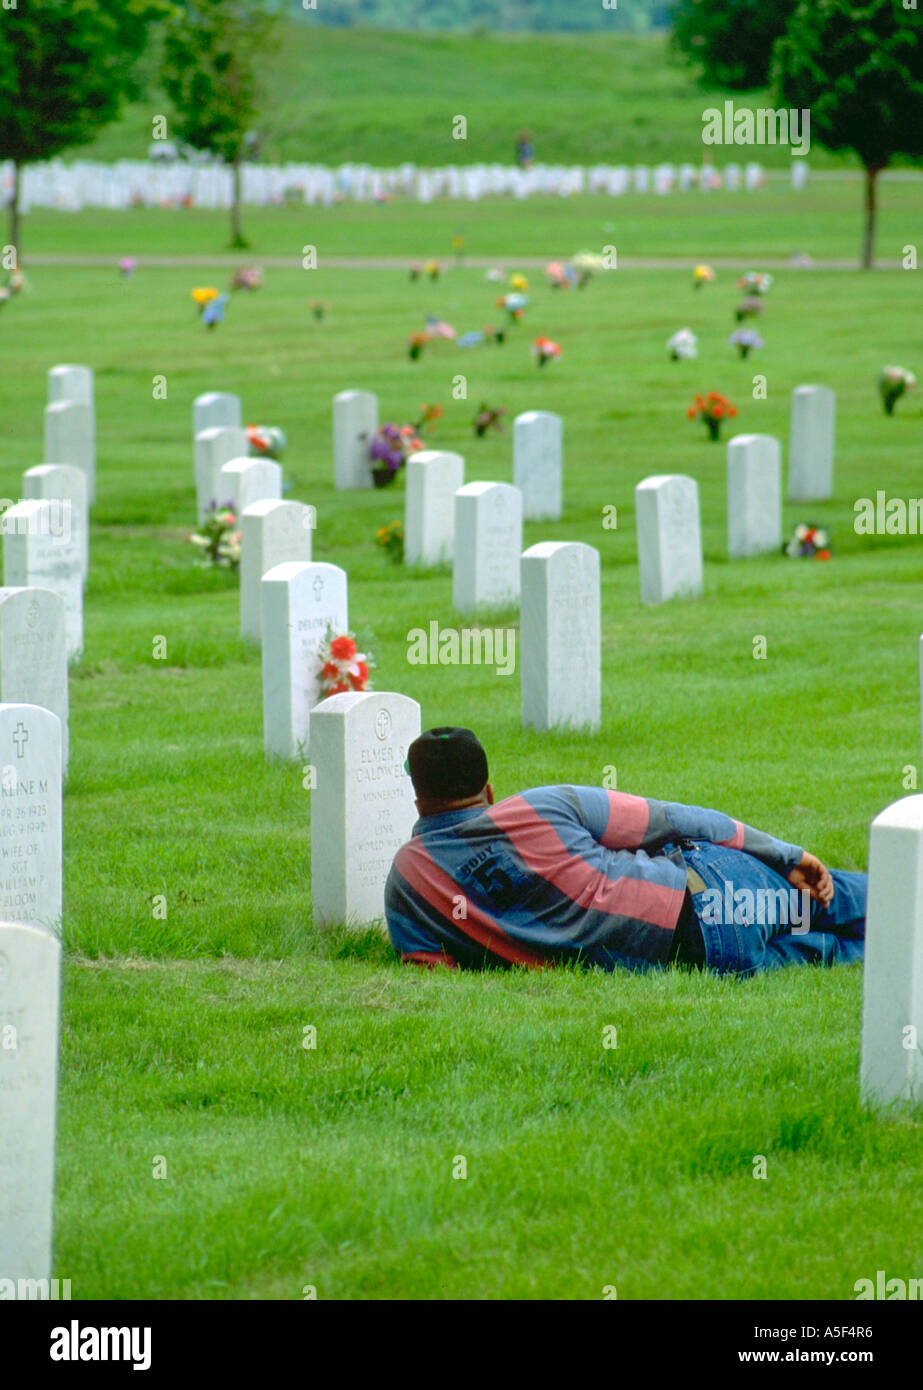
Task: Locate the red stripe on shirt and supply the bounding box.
[717,821,746,850]
[602,791,651,849]
[395,840,553,969]
[487,795,684,931]
[402,950,458,970]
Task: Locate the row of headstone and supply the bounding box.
[0,590,69,773]
[259,529,604,764]
[193,391,323,658]
[9,158,770,212]
[0,701,64,1285]
[635,381,836,603]
[369,381,832,611]
[193,393,243,520]
[2,502,83,660]
[337,394,564,523]
[194,427,249,521]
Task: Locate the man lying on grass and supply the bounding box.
[385,727,867,975]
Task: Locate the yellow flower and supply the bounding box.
[509,272,529,291]
[192,286,219,305]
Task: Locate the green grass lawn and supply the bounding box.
[86,27,864,171]
[19,182,921,266]
[4,203,923,1298]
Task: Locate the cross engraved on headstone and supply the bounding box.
[375,709,392,741]
[26,601,39,629]
[12,722,29,757]
[313,576,324,601]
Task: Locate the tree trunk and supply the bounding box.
[862,164,881,270]
[229,153,246,248]
[9,159,21,260]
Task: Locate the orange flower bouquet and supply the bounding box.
[687,391,738,441]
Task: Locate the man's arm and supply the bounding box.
[569,787,805,878]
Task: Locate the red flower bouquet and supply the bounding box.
[317,630,375,697]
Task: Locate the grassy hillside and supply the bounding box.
[85,28,858,169]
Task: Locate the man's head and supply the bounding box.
[406,727,493,817]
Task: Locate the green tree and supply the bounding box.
[671,0,800,90]
[773,0,923,269]
[161,0,279,248]
[0,0,164,253]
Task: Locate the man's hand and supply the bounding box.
[787,851,834,907]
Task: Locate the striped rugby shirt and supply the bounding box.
[385,786,804,972]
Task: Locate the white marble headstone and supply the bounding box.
[0,703,62,930]
[44,401,95,505]
[726,434,782,559]
[2,502,83,660]
[788,385,835,502]
[218,458,282,514]
[193,391,242,436]
[0,590,69,774]
[0,918,62,1282]
[333,390,378,490]
[240,500,314,643]
[194,427,249,520]
[521,542,601,731]
[635,475,703,604]
[513,411,562,521]
[404,451,464,566]
[47,364,93,408]
[261,561,348,760]
[860,795,923,1107]
[310,691,420,927]
[24,465,88,580]
[453,482,523,612]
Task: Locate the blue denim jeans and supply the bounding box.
[673,840,866,976]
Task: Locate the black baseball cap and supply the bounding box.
[405,727,489,801]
